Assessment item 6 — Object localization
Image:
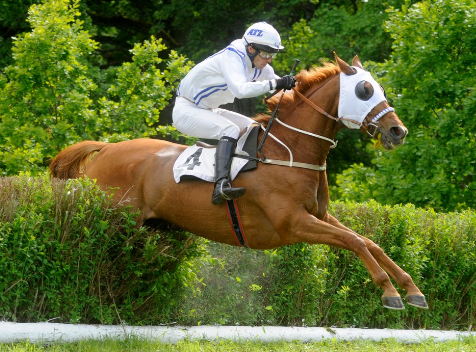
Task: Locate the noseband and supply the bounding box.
[363,107,395,138]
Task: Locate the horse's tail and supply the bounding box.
[49,141,109,179]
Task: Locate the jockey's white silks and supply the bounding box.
[338,67,387,129]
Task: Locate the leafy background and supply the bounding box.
[2,0,476,212]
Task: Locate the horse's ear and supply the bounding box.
[352,55,364,69]
[334,52,356,75]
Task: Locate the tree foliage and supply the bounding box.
[272,0,414,186]
[274,0,416,73]
[2,1,410,70]
[0,0,192,175]
[1,0,411,183]
[2,0,476,212]
[0,0,42,68]
[336,0,476,212]
[1,0,320,68]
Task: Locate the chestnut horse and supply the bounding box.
[50,55,428,310]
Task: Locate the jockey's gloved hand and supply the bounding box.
[275,75,296,90]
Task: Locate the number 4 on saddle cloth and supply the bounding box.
[173,125,260,183]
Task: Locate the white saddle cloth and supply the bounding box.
[173,127,254,183]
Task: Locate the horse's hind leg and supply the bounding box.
[325,214,428,309]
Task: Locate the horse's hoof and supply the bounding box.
[406,295,429,309]
[382,296,405,310]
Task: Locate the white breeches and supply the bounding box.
[172,96,255,140]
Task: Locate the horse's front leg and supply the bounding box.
[282,211,407,310]
[324,214,428,309]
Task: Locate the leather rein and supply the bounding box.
[255,80,340,172]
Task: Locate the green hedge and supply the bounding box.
[0,177,474,330]
[170,202,475,330]
[326,201,476,329]
[0,176,202,324]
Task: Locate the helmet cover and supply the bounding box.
[243,22,284,52]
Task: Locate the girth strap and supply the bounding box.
[225,197,249,248]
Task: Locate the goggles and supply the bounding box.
[258,50,278,59]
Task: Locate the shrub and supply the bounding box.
[328,201,475,330]
[1,177,474,330]
[174,201,475,330]
[0,176,202,324]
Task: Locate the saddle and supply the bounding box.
[173,125,260,183]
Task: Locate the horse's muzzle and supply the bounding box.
[382,126,408,149]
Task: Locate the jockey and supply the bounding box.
[173,22,296,205]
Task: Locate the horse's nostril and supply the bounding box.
[390,126,407,139]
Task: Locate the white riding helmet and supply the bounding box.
[243,22,284,52]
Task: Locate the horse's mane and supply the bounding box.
[254,62,341,125]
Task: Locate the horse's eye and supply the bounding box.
[355,80,374,101]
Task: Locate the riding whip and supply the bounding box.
[258,59,300,158]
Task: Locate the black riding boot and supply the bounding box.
[211,137,246,205]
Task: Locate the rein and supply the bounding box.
[292,87,364,132]
[275,117,337,148]
[292,87,338,122]
[256,124,327,171]
[254,80,339,172]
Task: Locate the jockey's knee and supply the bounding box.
[220,125,240,140]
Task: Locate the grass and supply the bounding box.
[0,337,475,352]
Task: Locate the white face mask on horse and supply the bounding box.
[338,67,392,129]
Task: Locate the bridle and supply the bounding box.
[255,73,396,171]
[291,81,394,141]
